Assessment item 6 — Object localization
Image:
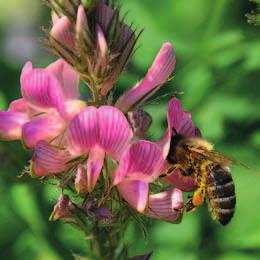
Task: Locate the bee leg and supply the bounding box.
[182,187,206,213]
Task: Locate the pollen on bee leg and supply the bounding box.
[192,189,205,206]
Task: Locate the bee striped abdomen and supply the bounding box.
[206,164,236,225]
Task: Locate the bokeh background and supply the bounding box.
[0,0,259,259]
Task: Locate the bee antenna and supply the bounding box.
[172,127,178,135]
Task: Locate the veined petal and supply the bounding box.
[47,59,80,99]
[0,111,28,141]
[116,43,176,112]
[117,180,149,213]
[157,98,199,159]
[67,107,99,156]
[21,62,67,118]
[164,170,198,192]
[145,189,183,222]
[32,141,72,176]
[98,106,132,160]
[87,146,105,192]
[168,98,197,136]
[50,16,75,51]
[113,141,164,185]
[22,114,66,149]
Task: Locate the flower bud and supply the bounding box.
[50,195,75,221]
[94,205,114,225]
[75,164,88,195]
[128,109,152,138]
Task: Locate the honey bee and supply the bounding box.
[167,129,236,225]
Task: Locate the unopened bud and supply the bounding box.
[75,164,88,195]
[94,205,114,225]
[128,109,152,138]
[50,195,75,221]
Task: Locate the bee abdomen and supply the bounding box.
[206,165,236,225]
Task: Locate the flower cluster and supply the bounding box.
[0,0,202,255]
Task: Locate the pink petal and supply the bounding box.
[98,106,132,160]
[22,114,66,149]
[157,98,199,159]
[32,141,72,176]
[168,98,196,136]
[67,107,99,156]
[87,146,105,192]
[116,43,176,112]
[21,62,67,118]
[117,180,149,212]
[164,169,198,192]
[95,3,114,32]
[145,188,183,222]
[113,141,164,185]
[8,98,28,113]
[47,59,80,99]
[0,111,28,141]
[50,16,75,51]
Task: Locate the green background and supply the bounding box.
[0,0,259,259]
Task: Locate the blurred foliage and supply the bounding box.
[0,0,259,259]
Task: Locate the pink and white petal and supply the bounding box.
[0,112,28,141]
[22,114,66,149]
[98,106,132,160]
[95,3,114,32]
[8,98,28,113]
[164,170,198,192]
[86,146,105,192]
[50,16,75,51]
[113,141,164,185]
[67,107,99,156]
[64,99,86,120]
[145,188,183,222]
[21,62,67,118]
[32,141,72,176]
[95,24,108,72]
[116,43,176,112]
[117,180,149,213]
[47,59,80,99]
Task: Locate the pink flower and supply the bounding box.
[159,98,201,192]
[32,105,133,193]
[0,59,84,148]
[113,141,183,221]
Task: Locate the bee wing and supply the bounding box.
[187,147,238,166]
